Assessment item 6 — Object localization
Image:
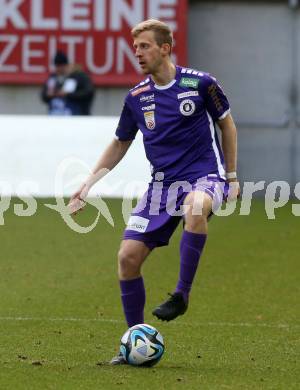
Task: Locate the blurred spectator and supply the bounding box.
[41,51,95,115]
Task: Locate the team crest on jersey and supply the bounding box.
[144,111,155,129]
[179,99,196,116]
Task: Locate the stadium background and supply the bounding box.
[1,0,300,188]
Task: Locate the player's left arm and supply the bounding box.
[200,73,240,199]
[217,113,240,200]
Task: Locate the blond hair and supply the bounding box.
[131,19,173,53]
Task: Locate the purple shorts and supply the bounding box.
[123,175,229,250]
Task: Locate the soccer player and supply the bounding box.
[69,19,239,364]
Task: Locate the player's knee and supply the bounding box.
[118,247,140,275]
[185,191,212,218]
[185,214,207,232]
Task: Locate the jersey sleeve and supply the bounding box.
[115,98,139,141]
[202,74,230,122]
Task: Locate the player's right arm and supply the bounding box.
[69,96,138,214]
[81,137,133,192]
[68,138,132,214]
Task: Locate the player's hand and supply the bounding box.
[68,184,89,215]
[227,179,240,202]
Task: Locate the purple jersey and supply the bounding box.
[115,66,230,182]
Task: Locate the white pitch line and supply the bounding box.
[0,316,299,329]
[0,317,121,323]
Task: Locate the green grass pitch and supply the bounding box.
[0,198,299,389]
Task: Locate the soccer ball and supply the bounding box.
[120,323,165,367]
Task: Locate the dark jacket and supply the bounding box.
[41,70,95,115]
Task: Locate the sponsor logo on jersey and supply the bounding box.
[127,216,149,233]
[179,99,196,116]
[179,77,199,89]
[131,85,151,96]
[140,93,155,103]
[208,83,223,112]
[177,91,199,99]
[144,111,155,129]
[142,104,155,111]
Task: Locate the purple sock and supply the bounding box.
[175,230,207,302]
[120,277,145,327]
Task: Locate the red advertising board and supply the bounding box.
[0,0,187,86]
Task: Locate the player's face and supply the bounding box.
[133,31,166,75]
